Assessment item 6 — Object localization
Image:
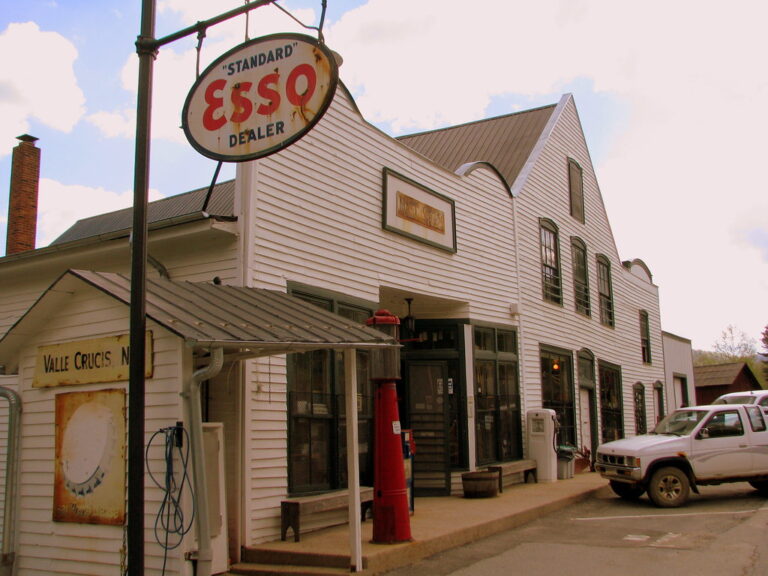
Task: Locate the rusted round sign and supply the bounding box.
[182,33,339,162]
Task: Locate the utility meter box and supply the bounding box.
[526,409,558,483]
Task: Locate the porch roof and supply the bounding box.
[0,269,396,366]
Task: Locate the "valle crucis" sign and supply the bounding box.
[182,33,339,162]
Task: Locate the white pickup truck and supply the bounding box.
[596,404,768,507]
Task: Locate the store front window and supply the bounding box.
[287,292,374,494]
[541,348,575,446]
[474,327,521,465]
[599,361,624,442]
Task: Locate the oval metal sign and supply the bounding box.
[182,33,339,162]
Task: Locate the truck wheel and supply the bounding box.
[610,480,645,500]
[648,466,690,507]
[748,480,768,495]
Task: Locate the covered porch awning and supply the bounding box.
[0,269,396,573]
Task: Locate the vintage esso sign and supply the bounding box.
[182,33,339,162]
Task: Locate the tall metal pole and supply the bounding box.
[127,2,276,572]
[129,0,156,573]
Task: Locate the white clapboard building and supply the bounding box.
[0,83,679,575]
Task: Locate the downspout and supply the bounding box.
[0,386,21,576]
[182,347,224,576]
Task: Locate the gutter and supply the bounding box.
[0,386,21,576]
[181,347,224,576]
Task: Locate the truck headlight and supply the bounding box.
[625,456,641,468]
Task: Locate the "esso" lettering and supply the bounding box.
[202,63,317,131]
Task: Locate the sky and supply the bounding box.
[0,0,766,352]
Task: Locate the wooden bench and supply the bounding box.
[280,486,374,542]
[485,459,537,493]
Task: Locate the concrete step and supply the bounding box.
[227,562,350,576]
[241,547,353,569]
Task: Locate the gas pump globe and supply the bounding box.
[366,310,412,543]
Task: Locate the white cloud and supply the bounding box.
[36,178,164,247]
[0,22,85,157]
[86,109,135,139]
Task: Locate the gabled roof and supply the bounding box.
[51,180,236,245]
[693,362,761,389]
[0,269,396,367]
[397,102,556,190]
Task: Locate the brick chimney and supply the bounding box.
[6,134,40,255]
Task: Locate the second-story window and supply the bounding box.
[597,255,614,327]
[640,310,652,364]
[568,158,585,223]
[540,219,562,305]
[571,237,590,316]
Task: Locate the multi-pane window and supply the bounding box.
[634,382,647,435]
[596,255,614,327]
[287,292,374,494]
[599,362,623,442]
[571,238,590,316]
[541,348,575,446]
[540,219,562,304]
[639,310,652,364]
[474,327,522,464]
[568,158,585,223]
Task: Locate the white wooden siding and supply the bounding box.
[512,96,665,446]
[11,288,190,576]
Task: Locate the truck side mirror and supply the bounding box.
[697,427,710,440]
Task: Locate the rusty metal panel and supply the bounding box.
[53,388,126,525]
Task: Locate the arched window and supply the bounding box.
[540,219,562,305]
[634,382,647,434]
[639,310,652,364]
[571,237,590,316]
[596,255,614,327]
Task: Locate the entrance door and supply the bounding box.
[407,361,451,495]
[579,387,592,453]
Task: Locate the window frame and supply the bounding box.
[596,255,615,327]
[540,218,563,305]
[287,289,376,494]
[639,310,652,364]
[571,237,591,317]
[568,158,585,224]
[474,327,522,464]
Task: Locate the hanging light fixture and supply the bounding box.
[403,298,416,336]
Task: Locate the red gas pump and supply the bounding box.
[366,310,412,543]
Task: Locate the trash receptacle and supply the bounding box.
[556,446,575,479]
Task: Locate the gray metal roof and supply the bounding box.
[0,269,396,364]
[51,180,236,245]
[397,104,556,189]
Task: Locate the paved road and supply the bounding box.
[384,482,768,576]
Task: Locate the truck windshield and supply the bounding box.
[653,410,706,436]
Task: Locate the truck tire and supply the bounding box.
[749,480,768,495]
[610,480,645,500]
[648,466,690,507]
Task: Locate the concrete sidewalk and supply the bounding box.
[230,472,607,575]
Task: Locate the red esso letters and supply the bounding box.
[202,63,317,131]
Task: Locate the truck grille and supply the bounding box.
[597,452,631,466]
